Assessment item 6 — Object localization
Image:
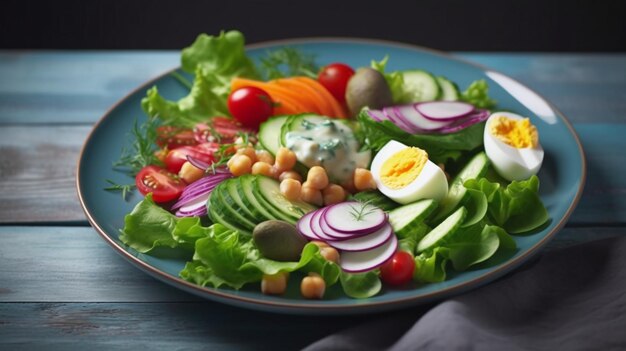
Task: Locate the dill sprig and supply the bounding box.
[113,116,162,175]
[208,131,254,175]
[104,179,136,201]
[258,47,318,80]
[349,201,378,222]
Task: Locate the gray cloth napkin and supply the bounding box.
[304,237,626,351]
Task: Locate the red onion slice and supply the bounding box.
[323,202,386,234]
[416,101,475,121]
[340,234,398,273]
[326,223,393,252]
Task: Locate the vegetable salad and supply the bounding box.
[110,30,549,299]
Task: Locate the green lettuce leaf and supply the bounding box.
[182,227,339,289]
[142,30,259,127]
[444,223,500,271]
[357,110,484,164]
[460,79,497,109]
[397,222,430,255]
[119,194,207,254]
[339,271,382,299]
[414,247,449,283]
[464,175,549,233]
[141,67,230,127]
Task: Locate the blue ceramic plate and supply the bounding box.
[77,39,585,315]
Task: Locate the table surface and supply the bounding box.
[1,50,625,350]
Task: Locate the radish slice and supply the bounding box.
[327,223,393,252]
[297,211,321,241]
[340,235,398,273]
[395,105,451,131]
[382,107,416,133]
[310,208,337,241]
[416,101,475,121]
[366,109,387,122]
[320,213,366,240]
[324,202,386,234]
[437,109,490,134]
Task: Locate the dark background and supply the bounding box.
[1,0,625,51]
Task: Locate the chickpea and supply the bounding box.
[154,148,168,164]
[301,273,326,299]
[236,146,257,163]
[251,161,274,177]
[306,166,329,190]
[322,184,346,205]
[354,168,377,191]
[320,247,340,264]
[275,147,297,172]
[280,178,302,201]
[300,184,323,206]
[234,136,254,150]
[279,170,303,182]
[228,154,253,176]
[261,272,288,295]
[178,161,205,184]
[256,150,275,165]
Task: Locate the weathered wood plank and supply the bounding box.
[0,302,359,351]
[0,52,624,125]
[0,226,623,304]
[0,126,91,223]
[0,124,621,224]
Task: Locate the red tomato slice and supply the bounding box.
[135,165,186,203]
[380,251,415,286]
[156,126,197,149]
[164,143,218,173]
[194,117,250,144]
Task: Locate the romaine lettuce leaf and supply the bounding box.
[414,247,449,283]
[464,175,549,233]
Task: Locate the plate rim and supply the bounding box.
[76,37,587,314]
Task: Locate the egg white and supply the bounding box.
[484,112,544,181]
[371,140,448,204]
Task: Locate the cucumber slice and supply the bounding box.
[258,116,289,156]
[436,76,460,101]
[388,199,437,238]
[237,175,276,222]
[434,152,490,222]
[400,70,441,102]
[253,176,317,223]
[207,191,250,234]
[417,207,467,253]
[214,183,257,231]
[224,178,265,223]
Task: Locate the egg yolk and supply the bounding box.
[380,147,428,189]
[490,116,538,148]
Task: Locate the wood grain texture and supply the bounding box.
[0,123,622,224]
[0,226,623,303]
[0,52,624,125]
[0,126,91,223]
[0,226,623,350]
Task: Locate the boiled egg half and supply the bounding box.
[371,140,448,204]
[484,111,544,181]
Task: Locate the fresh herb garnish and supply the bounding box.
[208,130,254,174]
[113,116,162,175]
[104,179,136,201]
[349,201,378,222]
[258,47,318,80]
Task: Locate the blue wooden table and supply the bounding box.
[0,51,625,349]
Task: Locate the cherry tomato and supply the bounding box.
[194,117,250,144]
[227,87,274,130]
[135,165,186,203]
[380,251,415,286]
[164,143,219,173]
[156,126,197,149]
[317,63,355,104]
